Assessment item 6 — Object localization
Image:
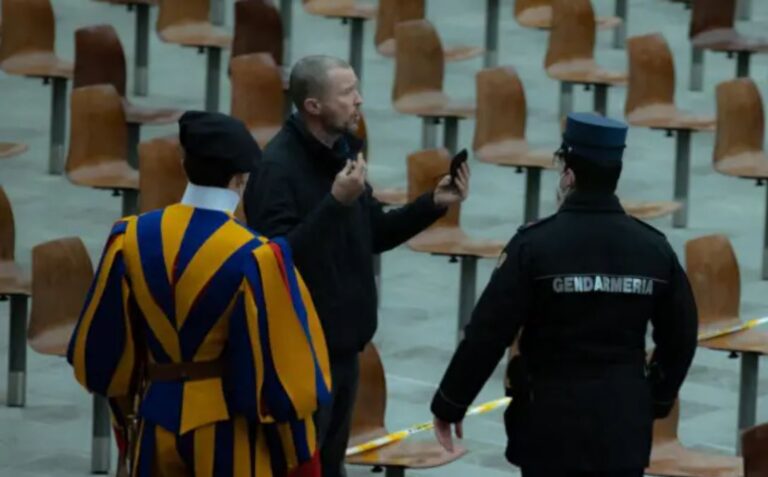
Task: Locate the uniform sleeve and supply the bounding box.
[368,185,447,253]
[431,234,532,422]
[648,251,698,418]
[227,237,331,472]
[67,219,137,398]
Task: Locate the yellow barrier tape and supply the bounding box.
[697,316,768,341]
[345,397,511,457]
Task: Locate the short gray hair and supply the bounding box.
[289,55,351,111]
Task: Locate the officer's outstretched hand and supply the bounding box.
[433,163,470,207]
[433,417,463,453]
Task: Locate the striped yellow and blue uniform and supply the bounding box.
[67,204,332,477]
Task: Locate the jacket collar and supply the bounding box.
[286,113,364,173]
[558,190,625,214]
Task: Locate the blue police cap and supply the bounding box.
[562,112,628,163]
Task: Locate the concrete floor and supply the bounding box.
[2,0,768,475]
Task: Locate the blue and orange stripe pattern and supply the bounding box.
[67,204,331,476]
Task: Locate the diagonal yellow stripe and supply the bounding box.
[175,220,254,330]
[124,218,181,362]
[194,423,216,477]
[161,205,193,287]
[106,278,136,396]
[193,293,237,361]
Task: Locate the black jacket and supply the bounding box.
[431,191,698,471]
[244,115,446,358]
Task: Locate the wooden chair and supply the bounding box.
[139,136,187,213]
[28,236,113,474]
[625,33,714,229]
[406,149,505,340]
[375,0,482,63]
[688,0,768,91]
[91,0,159,96]
[346,343,467,476]
[514,0,621,31]
[474,66,678,223]
[302,0,376,84]
[0,0,73,175]
[646,399,743,477]
[66,85,139,217]
[0,142,28,159]
[232,0,283,67]
[544,0,627,119]
[74,24,181,167]
[393,20,475,154]
[156,0,232,112]
[0,187,31,408]
[230,53,284,148]
[713,79,768,279]
[742,422,768,476]
[686,235,768,453]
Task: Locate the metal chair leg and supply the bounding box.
[484,0,500,67]
[91,394,112,474]
[672,130,691,228]
[133,3,151,96]
[49,77,68,175]
[349,18,365,85]
[689,47,704,92]
[7,295,28,407]
[736,352,759,454]
[205,47,222,113]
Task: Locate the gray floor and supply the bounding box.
[2,0,768,475]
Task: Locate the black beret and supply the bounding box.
[178,111,260,174]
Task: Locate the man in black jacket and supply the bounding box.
[430,113,698,477]
[243,55,470,477]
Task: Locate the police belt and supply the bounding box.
[146,359,224,382]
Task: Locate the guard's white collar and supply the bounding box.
[180,183,240,214]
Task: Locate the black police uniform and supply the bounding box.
[430,113,699,477]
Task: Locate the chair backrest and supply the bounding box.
[232,0,283,65]
[66,85,128,176]
[690,0,735,39]
[514,0,552,24]
[473,66,527,153]
[157,0,210,31]
[685,234,740,327]
[374,0,425,51]
[743,422,768,476]
[28,237,94,356]
[139,136,187,213]
[625,33,676,118]
[407,148,460,228]
[349,343,388,439]
[230,53,284,133]
[392,19,444,105]
[0,187,15,261]
[74,24,127,97]
[0,0,56,62]
[545,0,595,70]
[652,398,681,442]
[714,78,765,164]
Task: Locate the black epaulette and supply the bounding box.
[630,216,666,237]
[517,214,555,233]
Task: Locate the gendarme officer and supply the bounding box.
[430,112,699,477]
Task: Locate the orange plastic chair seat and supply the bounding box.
[408,226,504,258]
[124,101,182,125]
[0,261,30,296]
[394,92,475,118]
[0,52,72,78]
[715,152,768,179]
[546,61,627,85]
[95,0,158,5]
[620,200,681,220]
[692,30,768,53]
[304,0,376,19]
[475,140,555,169]
[700,326,768,355]
[647,440,743,477]
[627,105,715,131]
[372,186,407,206]
[518,8,621,31]
[348,440,467,469]
[159,23,231,48]
[0,142,28,159]
[68,161,139,190]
